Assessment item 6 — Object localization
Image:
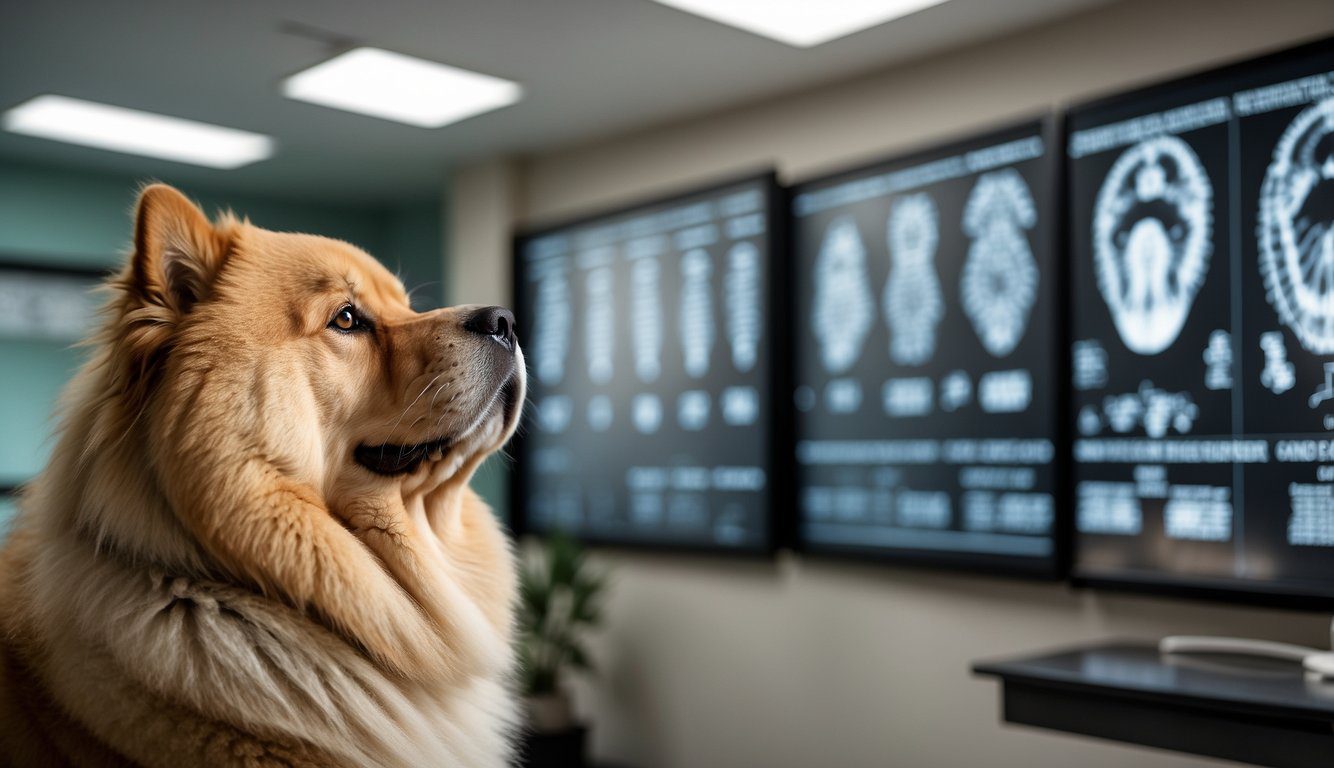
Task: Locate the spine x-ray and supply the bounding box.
[725,241,762,373]
[812,215,875,374]
[530,262,571,386]
[630,256,664,382]
[679,248,716,378]
[585,264,616,384]
[884,193,944,366]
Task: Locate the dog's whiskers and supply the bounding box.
[380,370,447,463]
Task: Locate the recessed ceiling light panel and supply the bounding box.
[283,47,522,128]
[2,95,274,169]
[651,0,950,47]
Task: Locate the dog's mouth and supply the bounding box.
[355,373,521,477]
[354,434,455,477]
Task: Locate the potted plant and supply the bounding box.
[516,533,607,768]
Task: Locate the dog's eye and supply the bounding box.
[330,305,361,333]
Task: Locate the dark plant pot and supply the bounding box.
[517,724,588,768]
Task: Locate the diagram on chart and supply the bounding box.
[960,169,1040,357]
[721,386,759,426]
[1093,135,1213,355]
[978,369,1032,414]
[630,257,663,383]
[531,265,571,386]
[812,215,874,374]
[584,266,616,385]
[1258,97,1334,355]
[884,193,944,366]
[678,390,710,431]
[679,248,715,378]
[1259,330,1296,395]
[1078,405,1102,436]
[939,370,972,412]
[536,395,572,433]
[1290,482,1334,546]
[1094,380,1199,438]
[632,393,662,434]
[725,241,762,373]
[1072,339,1109,391]
[1203,330,1233,391]
[1310,362,1334,409]
[825,378,863,414]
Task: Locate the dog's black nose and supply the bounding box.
[464,305,517,348]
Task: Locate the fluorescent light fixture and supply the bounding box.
[283,47,522,128]
[2,95,274,169]
[651,0,950,47]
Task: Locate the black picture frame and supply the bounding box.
[785,113,1068,580]
[1064,35,1334,611]
[509,170,790,557]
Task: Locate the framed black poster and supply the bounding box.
[1068,37,1334,607]
[512,172,786,554]
[790,117,1063,576]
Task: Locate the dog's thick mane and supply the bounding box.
[0,189,517,767]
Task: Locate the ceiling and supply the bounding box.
[0,0,1113,204]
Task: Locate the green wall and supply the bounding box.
[0,160,448,526]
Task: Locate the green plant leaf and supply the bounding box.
[567,641,594,672]
[514,532,606,695]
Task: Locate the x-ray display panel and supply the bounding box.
[514,174,778,552]
[791,119,1060,574]
[1069,38,1334,604]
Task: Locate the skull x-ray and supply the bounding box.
[1093,135,1213,355]
[1258,96,1334,354]
[1069,41,1334,602]
[884,193,944,366]
[584,264,616,385]
[725,242,762,373]
[679,248,716,378]
[812,215,874,374]
[960,169,1039,357]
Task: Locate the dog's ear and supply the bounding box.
[131,184,229,315]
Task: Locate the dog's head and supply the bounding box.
[88,184,524,677]
[118,183,524,504]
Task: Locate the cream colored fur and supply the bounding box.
[0,184,525,767]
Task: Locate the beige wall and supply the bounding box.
[451,1,1334,766]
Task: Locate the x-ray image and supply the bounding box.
[1258,96,1334,354]
[518,176,774,553]
[725,241,762,373]
[630,257,664,382]
[884,193,944,366]
[960,169,1039,357]
[793,119,1058,572]
[536,394,573,433]
[584,265,616,384]
[531,264,571,386]
[679,248,716,378]
[812,215,874,374]
[632,393,663,434]
[678,389,710,431]
[1093,135,1213,355]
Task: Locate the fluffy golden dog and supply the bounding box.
[0,184,525,767]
